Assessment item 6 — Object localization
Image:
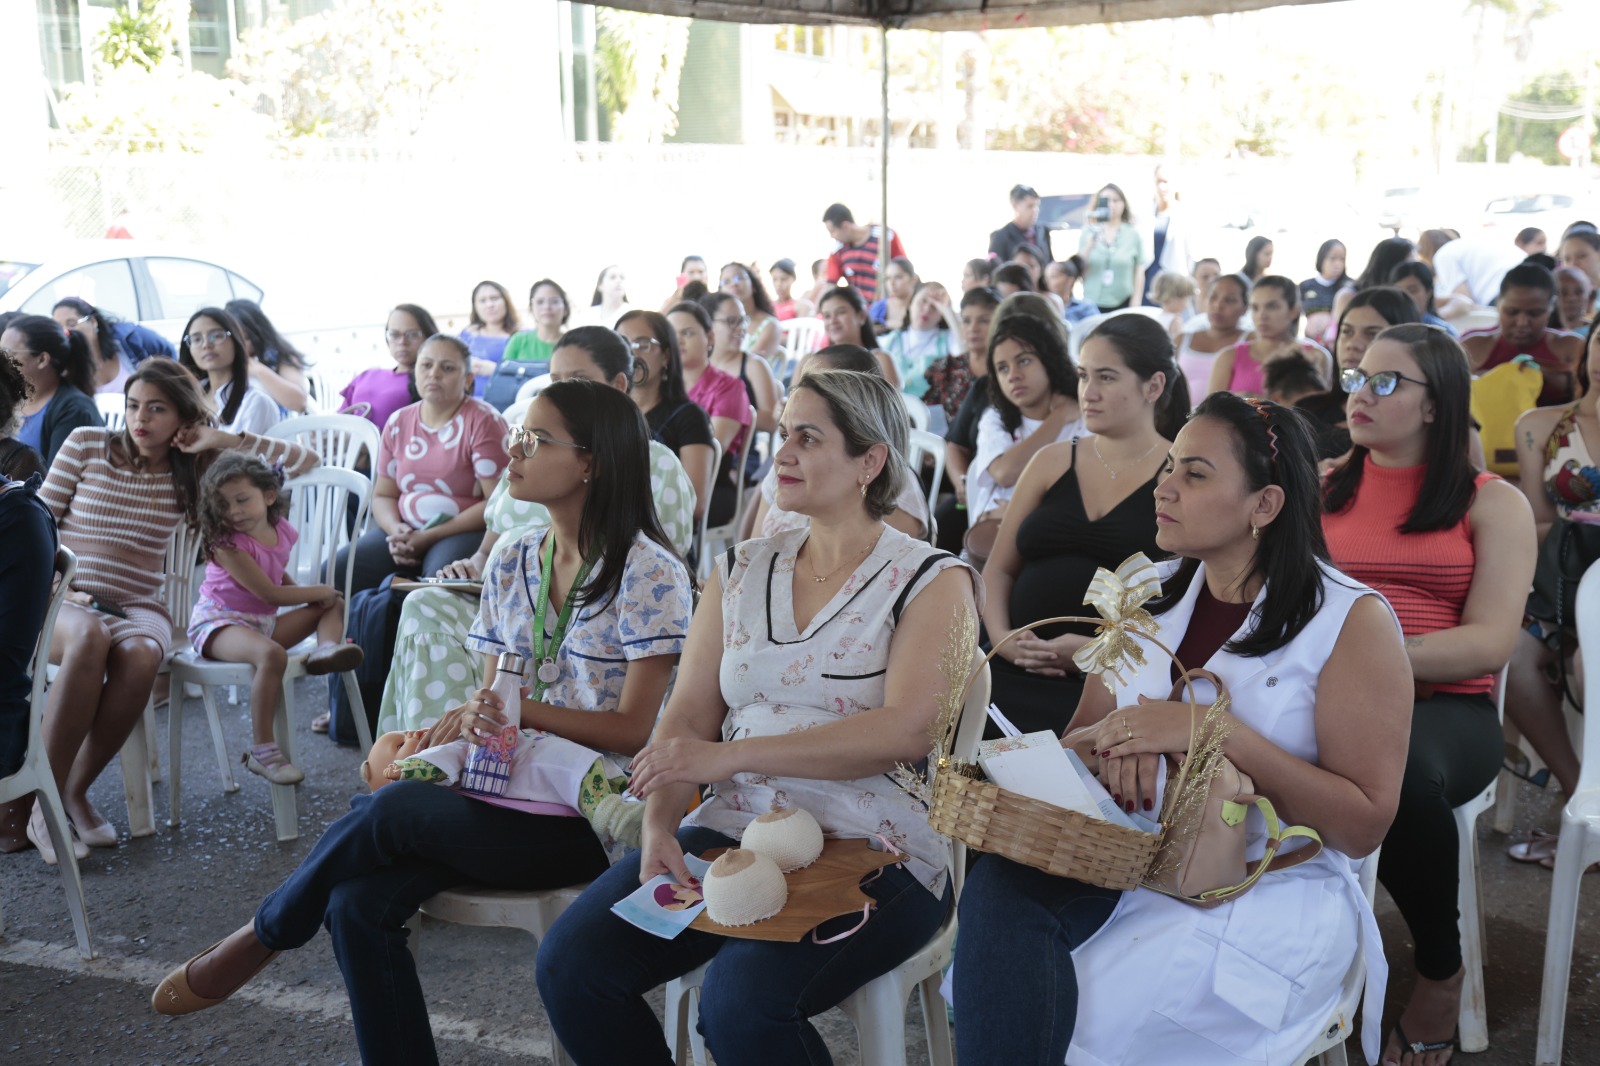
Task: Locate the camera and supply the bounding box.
[1088,206,1112,223]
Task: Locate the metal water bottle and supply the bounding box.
[462,652,525,796]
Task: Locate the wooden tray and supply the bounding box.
[688,838,902,942]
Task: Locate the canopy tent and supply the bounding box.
[587,0,1337,271]
[590,0,1335,31]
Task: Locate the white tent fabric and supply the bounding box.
[589,0,1336,31]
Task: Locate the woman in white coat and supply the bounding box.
[953,392,1413,1065]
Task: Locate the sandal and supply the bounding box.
[1503,745,1552,789]
[1509,828,1560,865]
[311,712,331,734]
[241,743,305,786]
[1385,1021,1455,1065]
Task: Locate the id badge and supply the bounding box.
[1102,269,1116,287]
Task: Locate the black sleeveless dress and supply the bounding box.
[988,440,1163,737]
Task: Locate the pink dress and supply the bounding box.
[378,399,509,528]
[188,522,301,651]
[1225,341,1267,396]
[688,364,752,459]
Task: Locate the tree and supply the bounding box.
[594,9,691,143]
[97,1,172,72]
[227,0,478,139]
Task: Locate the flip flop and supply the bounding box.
[1539,852,1600,873]
[1384,1021,1455,1065]
[1509,828,1560,864]
[311,712,330,734]
[1503,745,1552,789]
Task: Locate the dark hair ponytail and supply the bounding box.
[537,379,679,609]
[1085,313,1190,440]
[556,326,633,384]
[1153,392,1328,658]
[51,297,121,369]
[10,314,96,396]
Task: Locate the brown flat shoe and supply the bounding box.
[151,938,279,1015]
[303,642,364,676]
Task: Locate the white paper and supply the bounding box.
[985,702,1022,738]
[983,744,1103,819]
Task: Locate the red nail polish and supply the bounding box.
[1112,793,1121,804]
[1124,800,1135,813]
[1089,746,1097,755]
[1143,798,1153,811]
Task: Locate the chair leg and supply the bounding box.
[34,774,95,959]
[339,671,374,753]
[1536,818,1593,1064]
[918,973,954,1066]
[1492,771,1517,834]
[119,715,156,838]
[200,683,239,794]
[1314,1038,1351,1066]
[1456,804,1489,1053]
[144,703,162,783]
[845,979,910,1066]
[269,693,298,842]
[166,682,184,828]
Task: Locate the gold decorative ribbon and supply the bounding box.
[1071,553,1165,692]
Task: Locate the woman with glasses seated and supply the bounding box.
[378,327,696,734]
[336,334,508,595]
[1323,324,1536,1065]
[338,305,436,433]
[616,310,715,523]
[176,308,282,437]
[153,380,693,1066]
[701,291,780,437]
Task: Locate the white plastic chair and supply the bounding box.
[1536,564,1600,1063]
[407,882,590,1066]
[0,548,94,959]
[905,428,947,525]
[1453,664,1507,1054]
[303,366,335,414]
[780,317,826,362]
[267,413,380,474]
[1294,852,1379,1066]
[167,468,373,841]
[514,372,554,405]
[95,393,126,431]
[664,658,991,1066]
[1069,306,1164,360]
[698,409,757,583]
[901,394,931,433]
[1456,308,1500,336]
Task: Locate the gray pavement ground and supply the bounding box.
[1,675,1598,1064]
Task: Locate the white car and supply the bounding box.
[0,241,265,345]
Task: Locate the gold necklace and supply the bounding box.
[1091,436,1160,481]
[805,539,874,584]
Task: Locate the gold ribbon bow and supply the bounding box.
[1071,553,1164,692]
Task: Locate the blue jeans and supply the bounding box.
[254,782,609,1066]
[953,854,1120,1065]
[536,826,951,1066]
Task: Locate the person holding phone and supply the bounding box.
[1078,183,1146,313]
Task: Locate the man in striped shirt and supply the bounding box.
[822,203,906,304]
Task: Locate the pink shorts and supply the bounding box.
[187,594,276,656]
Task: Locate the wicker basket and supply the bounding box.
[927,591,1196,891]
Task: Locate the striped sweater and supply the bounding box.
[1322,457,1497,695]
[39,427,317,619]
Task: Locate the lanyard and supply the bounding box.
[532,534,593,696]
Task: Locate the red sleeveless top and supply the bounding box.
[1322,458,1498,695]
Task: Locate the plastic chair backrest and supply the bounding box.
[267,413,381,473]
[304,366,335,414]
[696,436,723,564]
[96,393,126,431]
[906,428,947,521]
[515,373,554,405]
[725,406,758,526]
[780,317,826,359]
[282,467,373,595]
[27,549,77,749]
[162,520,205,634]
[902,395,931,433]
[1575,565,1600,789]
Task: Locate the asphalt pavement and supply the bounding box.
[2,675,1598,1064]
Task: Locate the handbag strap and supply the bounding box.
[1149,792,1324,906]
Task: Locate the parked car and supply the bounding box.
[1479,192,1589,238]
[0,242,264,345]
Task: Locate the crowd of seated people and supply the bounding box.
[8,190,1600,1066]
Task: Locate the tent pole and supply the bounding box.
[880,23,889,282]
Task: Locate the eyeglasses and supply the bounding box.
[714,315,750,329]
[506,426,589,460]
[1339,368,1431,397]
[626,337,660,353]
[386,329,424,344]
[186,329,232,348]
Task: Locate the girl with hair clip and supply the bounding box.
[153,381,693,1066]
[0,359,316,862]
[502,280,570,371]
[956,393,1412,1066]
[189,452,361,785]
[1207,276,1331,398]
[981,313,1188,736]
[1324,324,1536,1065]
[574,264,632,328]
[339,304,435,432]
[458,280,520,395]
[224,299,310,414]
[4,313,101,466]
[616,309,715,522]
[700,290,781,437]
[718,261,781,359]
[535,369,979,1066]
[966,306,1083,526]
[669,300,750,527]
[817,286,900,390]
[177,307,282,436]
[51,296,176,395]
